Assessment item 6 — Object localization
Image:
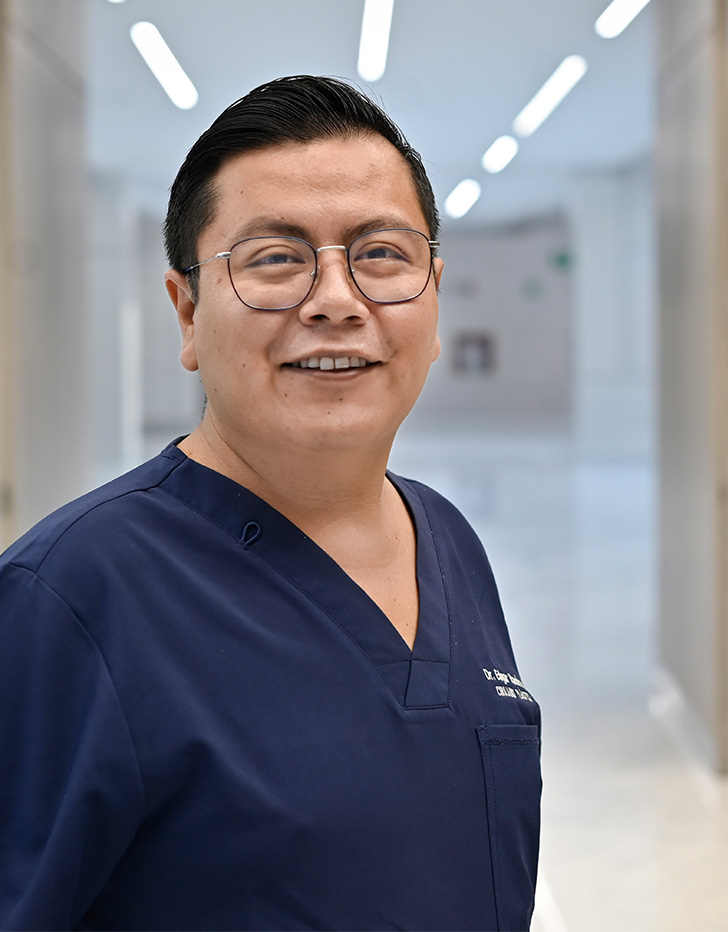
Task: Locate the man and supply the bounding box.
[0,76,541,931]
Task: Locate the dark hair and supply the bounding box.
[164,75,439,300]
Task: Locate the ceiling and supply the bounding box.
[87,0,655,229]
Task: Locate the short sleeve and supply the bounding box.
[0,563,144,931]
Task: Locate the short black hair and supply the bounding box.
[164,75,439,300]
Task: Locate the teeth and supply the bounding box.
[291,356,370,370]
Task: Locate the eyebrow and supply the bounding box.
[229,219,308,242]
[227,216,427,246]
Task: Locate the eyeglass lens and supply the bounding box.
[227,229,433,310]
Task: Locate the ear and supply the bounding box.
[433,256,444,291]
[165,269,199,372]
[431,258,443,362]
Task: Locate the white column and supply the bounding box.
[0,0,89,543]
[567,163,657,460]
[88,173,144,485]
[655,0,728,771]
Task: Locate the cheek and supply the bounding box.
[191,315,242,388]
[194,308,283,386]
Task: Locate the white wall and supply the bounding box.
[656,0,728,770]
[88,172,203,486]
[567,160,657,460]
[409,214,573,432]
[89,173,143,484]
[405,165,656,465]
[0,0,89,543]
[139,211,203,458]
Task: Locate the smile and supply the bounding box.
[285,356,374,370]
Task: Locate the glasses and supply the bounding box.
[184,228,439,311]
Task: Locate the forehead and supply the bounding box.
[204,135,427,244]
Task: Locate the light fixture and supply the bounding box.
[444,179,482,219]
[130,22,199,110]
[481,135,519,174]
[357,0,395,83]
[512,55,587,138]
[107,0,128,4]
[595,0,652,39]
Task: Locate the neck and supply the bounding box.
[178,415,395,531]
[180,413,419,649]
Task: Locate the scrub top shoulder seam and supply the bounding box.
[0,561,147,809]
[16,454,188,577]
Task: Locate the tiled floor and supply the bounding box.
[390,428,728,932]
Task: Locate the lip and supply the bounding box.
[283,354,380,371]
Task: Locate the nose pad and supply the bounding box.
[310,245,352,287]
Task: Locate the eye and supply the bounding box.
[359,245,404,260]
[251,250,307,267]
[231,239,312,274]
[352,240,409,264]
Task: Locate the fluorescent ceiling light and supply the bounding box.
[481,135,519,174]
[107,1,127,4]
[595,0,652,38]
[512,55,587,138]
[130,22,199,110]
[358,0,394,82]
[444,179,482,219]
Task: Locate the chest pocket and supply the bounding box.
[477,723,542,932]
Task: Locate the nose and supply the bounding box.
[297,246,370,325]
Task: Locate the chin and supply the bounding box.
[291,411,406,453]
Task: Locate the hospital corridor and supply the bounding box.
[2,0,728,929]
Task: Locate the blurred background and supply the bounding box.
[1,0,727,928]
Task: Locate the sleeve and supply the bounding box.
[0,563,145,931]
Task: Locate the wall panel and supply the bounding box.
[0,0,88,543]
[656,0,728,769]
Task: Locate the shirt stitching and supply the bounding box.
[394,478,455,706]
[31,454,187,575]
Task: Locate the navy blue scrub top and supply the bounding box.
[0,442,541,931]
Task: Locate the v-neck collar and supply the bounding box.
[159,443,451,709]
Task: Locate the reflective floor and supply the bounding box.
[390,428,728,932]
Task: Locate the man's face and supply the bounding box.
[167,134,442,459]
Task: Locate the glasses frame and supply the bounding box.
[184,228,440,311]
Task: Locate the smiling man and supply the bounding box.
[0,76,541,932]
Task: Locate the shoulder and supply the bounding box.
[1,444,187,575]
